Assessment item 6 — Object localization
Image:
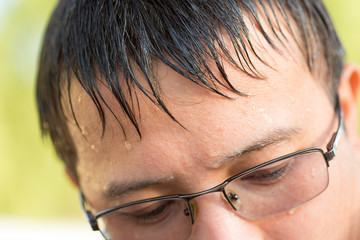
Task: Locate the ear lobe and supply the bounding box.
[65,167,79,188]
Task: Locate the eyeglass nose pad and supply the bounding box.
[222,190,243,211]
[183,199,197,223]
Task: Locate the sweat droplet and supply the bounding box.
[287,209,295,215]
[81,126,88,136]
[78,95,82,103]
[124,141,132,150]
[310,167,317,178]
[262,113,272,123]
[90,144,99,153]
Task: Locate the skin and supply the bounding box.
[65,22,360,240]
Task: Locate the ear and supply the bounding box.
[65,167,79,188]
[338,63,360,147]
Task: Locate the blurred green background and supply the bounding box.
[0,0,359,220]
[0,0,81,219]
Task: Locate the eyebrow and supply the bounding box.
[104,178,166,200]
[103,127,300,200]
[217,127,301,166]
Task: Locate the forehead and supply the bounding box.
[66,16,301,141]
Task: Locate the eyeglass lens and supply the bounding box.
[97,198,192,240]
[224,150,329,218]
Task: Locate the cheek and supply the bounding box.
[328,136,358,204]
[257,199,336,240]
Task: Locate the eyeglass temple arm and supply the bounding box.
[324,97,344,162]
[80,191,100,231]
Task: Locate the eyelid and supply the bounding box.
[123,201,176,225]
[229,142,296,175]
[240,158,294,184]
[121,200,165,214]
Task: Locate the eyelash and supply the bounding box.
[132,201,173,224]
[243,160,293,184]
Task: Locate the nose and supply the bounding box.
[188,194,265,240]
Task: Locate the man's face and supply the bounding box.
[67,29,360,239]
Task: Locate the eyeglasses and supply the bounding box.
[81,98,343,240]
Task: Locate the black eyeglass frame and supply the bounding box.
[81,97,343,232]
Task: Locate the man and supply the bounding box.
[37,0,360,239]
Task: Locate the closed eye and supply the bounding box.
[241,159,294,185]
[122,200,176,225]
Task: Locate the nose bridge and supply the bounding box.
[186,182,238,220]
[185,183,233,223]
[187,193,265,240]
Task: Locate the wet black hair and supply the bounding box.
[36,0,344,180]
